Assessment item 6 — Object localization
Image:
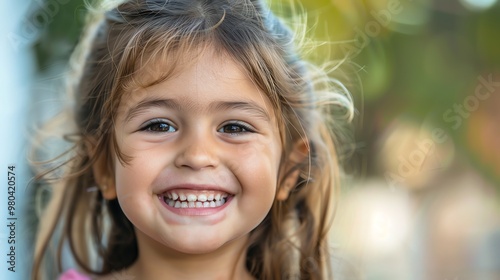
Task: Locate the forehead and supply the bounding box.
[124,45,243,95]
[117,46,278,121]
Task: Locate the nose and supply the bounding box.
[174,130,219,170]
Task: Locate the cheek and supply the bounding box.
[230,135,281,175]
[229,136,282,200]
[230,142,279,231]
[113,154,160,213]
[113,140,171,191]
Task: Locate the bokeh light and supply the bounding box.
[460,0,498,11]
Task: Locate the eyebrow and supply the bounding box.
[124,98,182,123]
[210,101,271,121]
[124,97,271,122]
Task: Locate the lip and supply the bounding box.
[157,194,233,216]
[155,183,235,216]
[155,183,234,196]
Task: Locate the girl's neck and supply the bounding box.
[119,231,255,280]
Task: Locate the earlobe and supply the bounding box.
[96,175,117,200]
[86,138,117,200]
[277,140,309,201]
[277,169,300,201]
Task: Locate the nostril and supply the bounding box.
[174,145,218,170]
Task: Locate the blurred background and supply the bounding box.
[2,0,499,279]
[288,1,500,279]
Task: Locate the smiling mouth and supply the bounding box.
[160,190,231,209]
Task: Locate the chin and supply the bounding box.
[169,239,227,255]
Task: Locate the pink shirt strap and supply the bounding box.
[59,269,92,280]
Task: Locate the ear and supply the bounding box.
[276,140,309,201]
[86,138,117,200]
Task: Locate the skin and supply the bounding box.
[94,48,301,280]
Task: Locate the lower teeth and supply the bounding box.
[163,197,226,208]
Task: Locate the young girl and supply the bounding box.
[32,0,353,279]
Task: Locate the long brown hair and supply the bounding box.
[32,0,353,279]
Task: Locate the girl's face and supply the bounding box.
[111,49,283,255]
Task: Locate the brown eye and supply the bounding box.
[148,123,172,132]
[141,119,177,133]
[222,124,245,133]
[218,122,254,134]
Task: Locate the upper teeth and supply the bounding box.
[162,191,229,209]
[164,191,228,202]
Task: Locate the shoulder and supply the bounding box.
[59,269,92,280]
